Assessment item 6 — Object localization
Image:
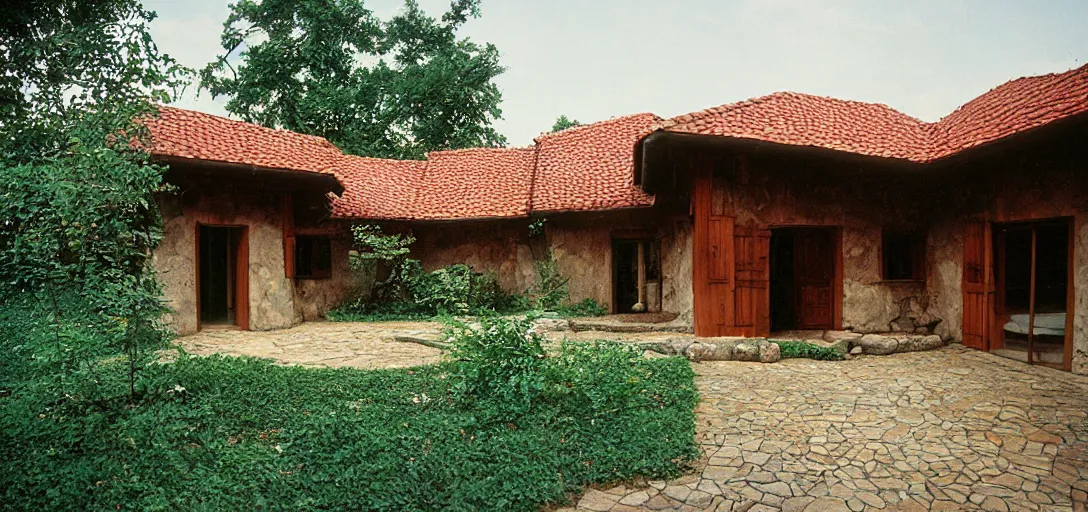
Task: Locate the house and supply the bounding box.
[146,64,1088,374]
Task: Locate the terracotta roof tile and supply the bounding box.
[661,64,1088,163]
[145,106,342,175]
[531,114,659,213]
[414,147,536,219]
[331,156,426,220]
[926,64,1088,160]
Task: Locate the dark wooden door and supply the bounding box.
[962,221,991,350]
[729,224,771,337]
[795,229,834,329]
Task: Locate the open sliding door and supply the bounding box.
[693,167,770,337]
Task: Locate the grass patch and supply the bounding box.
[1,341,697,510]
[773,340,846,361]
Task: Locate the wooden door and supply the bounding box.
[693,167,770,337]
[728,224,771,337]
[962,221,992,350]
[795,229,834,329]
[234,227,250,330]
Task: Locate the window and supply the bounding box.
[295,236,332,279]
[882,229,925,281]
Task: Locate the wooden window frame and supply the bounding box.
[294,235,333,280]
[880,228,926,282]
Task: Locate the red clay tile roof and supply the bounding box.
[926,64,1088,160]
[661,64,1088,163]
[151,64,1088,220]
[146,106,343,175]
[331,156,425,220]
[531,113,658,213]
[413,147,536,220]
[662,93,929,160]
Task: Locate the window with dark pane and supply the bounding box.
[295,235,332,279]
[882,229,925,281]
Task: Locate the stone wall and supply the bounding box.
[293,236,370,321]
[154,183,358,336]
[403,207,695,325]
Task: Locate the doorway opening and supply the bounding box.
[197,225,249,330]
[612,238,661,314]
[770,227,838,331]
[991,218,1072,369]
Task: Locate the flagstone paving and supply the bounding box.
[175,321,444,369]
[567,344,1088,512]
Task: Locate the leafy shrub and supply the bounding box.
[774,340,846,361]
[531,249,569,310]
[447,315,547,417]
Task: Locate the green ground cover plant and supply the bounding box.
[774,340,847,361]
[1,316,699,511]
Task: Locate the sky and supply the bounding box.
[144,0,1088,147]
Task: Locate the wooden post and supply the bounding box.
[1027,227,1037,365]
[637,241,646,308]
[282,193,296,278]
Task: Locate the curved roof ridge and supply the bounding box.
[534,112,661,143]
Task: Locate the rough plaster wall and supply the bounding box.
[840,225,927,332]
[926,220,964,342]
[547,222,612,308]
[411,221,535,293]
[662,219,695,326]
[1073,213,1088,374]
[153,189,297,335]
[293,237,371,321]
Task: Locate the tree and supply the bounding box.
[550,115,581,133]
[200,0,506,160]
[0,0,187,398]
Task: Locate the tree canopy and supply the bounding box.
[0,0,187,397]
[200,0,506,160]
[550,115,581,133]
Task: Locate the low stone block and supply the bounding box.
[856,334,899,355]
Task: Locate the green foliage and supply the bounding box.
[447,315,547,417]
[0,0,186,398]
[532,249,570,311]
[348,224,415,269]
[1,336,699,510]
[200,0,506,159]
[774,340,846,361]
[556,298,609,318]
[550,115,582,133]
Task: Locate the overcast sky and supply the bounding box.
[145,0,1088,147]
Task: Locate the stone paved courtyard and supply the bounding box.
[571,345,1088,512]
[176,321,444,369]
[176,322,1088,511]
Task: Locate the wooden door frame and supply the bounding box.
[987,217,1074,371]
[768,225,844,331]
[195,223,250,332]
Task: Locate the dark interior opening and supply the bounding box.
[612,238,661,314]
[770,227,835,331]
[199,225,240,325]
[994,219,1069,367]
[770,230,796,331]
